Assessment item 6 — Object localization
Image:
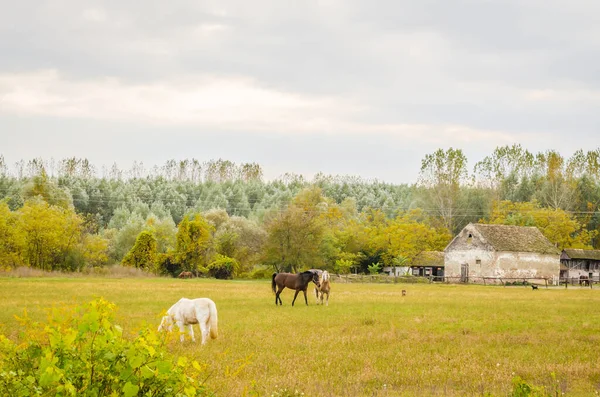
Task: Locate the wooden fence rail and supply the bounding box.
[333,274,596,288]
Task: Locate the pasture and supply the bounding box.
[0,277,599,396]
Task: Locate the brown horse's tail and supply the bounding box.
[271,273,277,293]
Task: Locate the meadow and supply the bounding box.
[0,277,599,396]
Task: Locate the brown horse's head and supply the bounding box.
[310,271,321,288]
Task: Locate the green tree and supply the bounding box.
[174,214,214,273]
[418,148,469,233]
[474,144,535,190]
[263,188,326,272]
[122,230,158,271]
[21,171,72,208]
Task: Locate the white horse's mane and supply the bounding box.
[314,270,331,305]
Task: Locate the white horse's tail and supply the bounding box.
[208,299,218,339]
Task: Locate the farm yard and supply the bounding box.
[1,277,599,396]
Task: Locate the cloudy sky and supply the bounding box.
[1,0,599,183]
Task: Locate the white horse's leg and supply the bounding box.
[199,319,209,345]
[325,291,329,306]
[188,324,195,342]
[177,321,185,342]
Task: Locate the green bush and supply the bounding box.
[122,230,158,272]
[207,254,240,279]
[238,266,272,280]
[0,298,211,396]
[510,376,548,397]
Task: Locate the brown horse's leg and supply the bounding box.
[291,290,301,306]
[303,289,308,306]
[276,286,285,305]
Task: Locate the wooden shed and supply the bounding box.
[560,249,600,284]
[410,251,444,278]
[444,223,561,283]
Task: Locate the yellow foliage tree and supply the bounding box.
[368,209,452,265]
[80,234,109,267]
[0,201,25,269]
[487,200,596,249]
[16,199,83,271]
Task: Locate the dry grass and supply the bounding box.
[0,265,156,278]
[0,278,599,396]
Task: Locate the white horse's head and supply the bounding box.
[158,315,174,332]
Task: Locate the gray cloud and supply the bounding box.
[1,0,599,183]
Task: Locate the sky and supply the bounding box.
[1,0,599,184]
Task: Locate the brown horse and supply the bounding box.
[272,271,320,306]
[178,271,193,279]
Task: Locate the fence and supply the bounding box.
[333,274,430,284]
[333,274,597,288]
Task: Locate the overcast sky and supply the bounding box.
[1,0,599,183]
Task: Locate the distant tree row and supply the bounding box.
[1,145,600,276]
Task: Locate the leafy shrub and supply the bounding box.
[0,298,211,396]
[238,266,272,279]
[368,262,382,275]
[510,376,548,397]
[207,254,240,279]
[122,230,158,272]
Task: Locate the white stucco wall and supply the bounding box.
[382,266,410,276]
[445,250,560,282]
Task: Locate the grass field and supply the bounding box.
[0,277,599,396]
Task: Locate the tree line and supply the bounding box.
[1,144,599,277]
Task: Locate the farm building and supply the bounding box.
[444,223,561,283]
[560,249,600,284]
[410,251,444,278]
[382,251,444,278]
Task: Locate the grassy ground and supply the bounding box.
[0,277,599,396]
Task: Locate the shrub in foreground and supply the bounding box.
[0,298,210,396]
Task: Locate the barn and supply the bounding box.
[444,223,561,283]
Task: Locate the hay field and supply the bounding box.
[0,277,599,396]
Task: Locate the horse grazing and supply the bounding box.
[158,297,218,344]
[272,271,320,306]
[178,271,193,279]
[314,270,331,306]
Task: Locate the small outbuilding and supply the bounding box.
[410,251,444,278]
[382,251,444,278]
[560,249,600,284]
[444,223,561,283]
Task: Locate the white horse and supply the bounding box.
[314,270,330,306]
[158,297,218,344]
